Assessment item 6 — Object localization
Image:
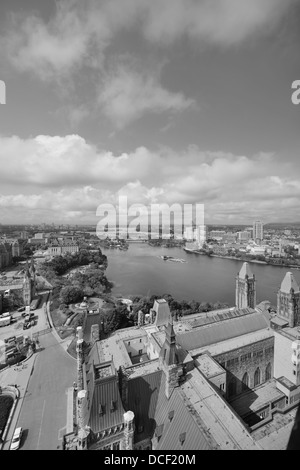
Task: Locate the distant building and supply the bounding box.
[194,225,207,248]
[237,231,251,242]
[253,221,264,241]
[209,230,226,239]
[183,226,194,240]
[0,243,12,270]
[47,241,79,256]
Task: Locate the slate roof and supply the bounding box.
[88,374,125,433]
[153,374,215,450]
[128,370,162,443]
[176,311,269,352]
[238,262,254,279]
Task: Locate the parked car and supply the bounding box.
[10,427,23,450]
[17,307,25,312]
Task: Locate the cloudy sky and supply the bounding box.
[0,0,299,226]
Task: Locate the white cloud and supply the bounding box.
[0,134,299,223]
[98,64,194,127]
[2,0,295,81]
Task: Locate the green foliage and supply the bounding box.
[59,286,84,305]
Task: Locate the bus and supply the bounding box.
[30,297,41,311]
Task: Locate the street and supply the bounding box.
[17,332,76,450]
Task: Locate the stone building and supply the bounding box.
[0,242,12,270]
[235,262,256,309]
[65,262,300,450]
[23,258,36,307]
[276,272,300,328]
[47,241,79,256]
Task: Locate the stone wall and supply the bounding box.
[214,336,274,398]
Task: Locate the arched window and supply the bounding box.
[254,367,261,387]
[228,377,236,398]
[265,363,271,381]
[242,372,249,390]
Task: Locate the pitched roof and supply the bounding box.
[280,272,300,294]
[88,374,125,433]
[176,311,269,352]
[238,262,254,279]
[153,299,171,327]
[128,370,162,443]
[153,374,214,450]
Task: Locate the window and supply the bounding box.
[168,410,174,421]
[242,372,249,390]
[179,432,186,445]
[265,363,271,381]
[254,368,261,387]
[220,383,225,391]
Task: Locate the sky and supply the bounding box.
[0,0,300,226]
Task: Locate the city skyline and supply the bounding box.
[0,0,300,225]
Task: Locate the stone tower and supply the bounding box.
[277,272,300,327]
[29,257,36,296]
[23,260,32,306]
[235,262,256,309]
[159,318,182,398]
[123,411,135,450]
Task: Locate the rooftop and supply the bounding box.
[229,380,285,417]
[196,354,225,379]
[280,271,300,294]
[238,262,254,279]
[176,311,269,353]
[190,328,274,358]
[179,368,261,450]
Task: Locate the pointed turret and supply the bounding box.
[238,262,254,279]
[280,272,300,294]
[159,317,178,367]
[235,262,256,309]
[277,272,300,327]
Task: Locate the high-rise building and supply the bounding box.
[195,225,207,247]
[253,221,264,241]
[237,231,251,242]
[183,226,194,240]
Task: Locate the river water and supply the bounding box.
[102,243,300,306]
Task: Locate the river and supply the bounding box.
[102,243,300,306]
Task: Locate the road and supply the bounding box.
[17,332,76,450]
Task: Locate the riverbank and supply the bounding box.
[184,248,300,269]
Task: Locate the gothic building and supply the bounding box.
[235,262,256,309]
[64,263,300,450]
[23,258,36,306]
[276,272,300,328]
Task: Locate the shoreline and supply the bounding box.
[183,248,300,269]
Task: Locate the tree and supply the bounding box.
[59,286,84,305]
